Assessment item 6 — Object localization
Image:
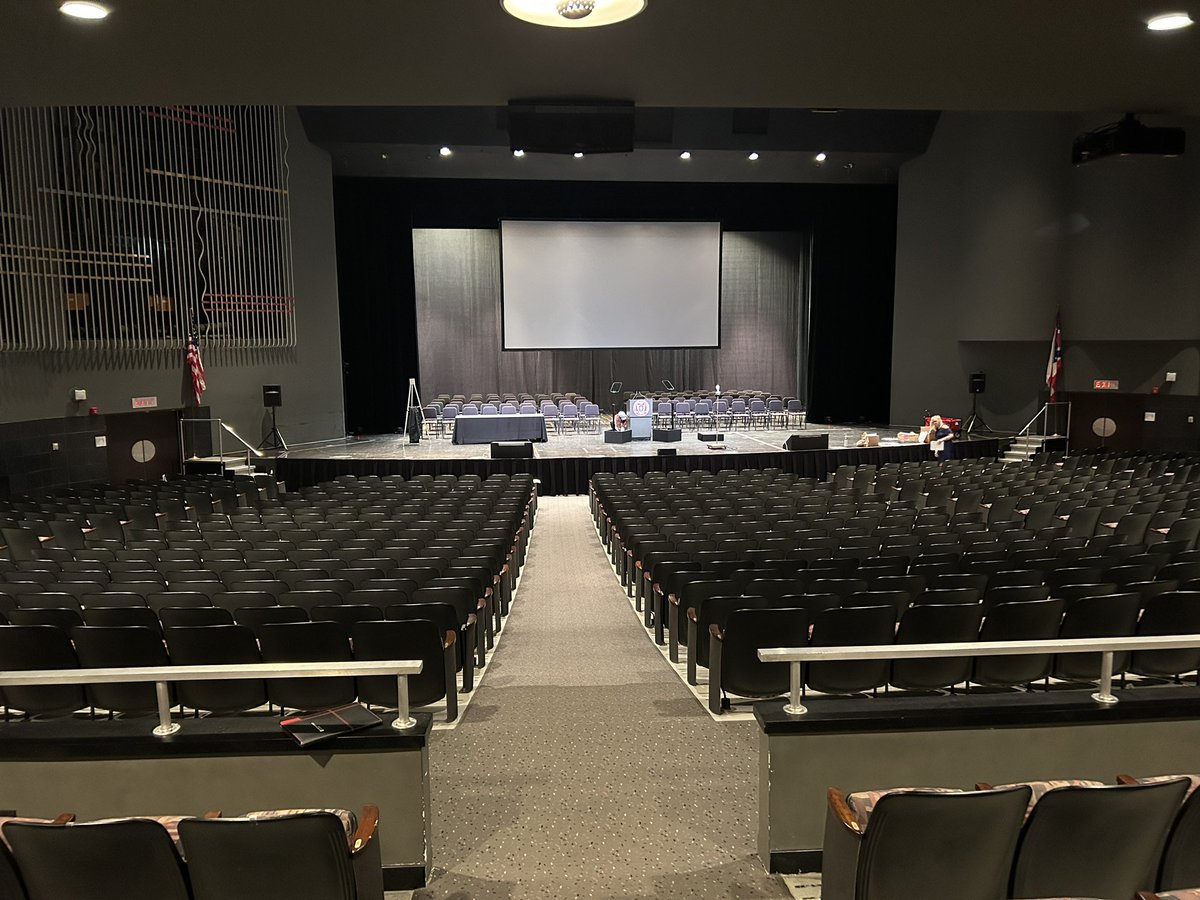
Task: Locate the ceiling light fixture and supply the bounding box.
[439,146,452,157]
[513,149,526,157]
[380,153,389,160]
[679,151,691,160]
[815,152,827,162]
[1147,12,1193,29]
[573,151,584,159]
[60,1,109,19]
[501,0,647,28]
[747,152,759,161]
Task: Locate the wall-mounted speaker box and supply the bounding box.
[969,372,987,394]
[783,433,830,451]
[506,99,635,154]
[656,447,677,457]
[491,441,533,459]
[697,432,725,442]
[604,430,633,444]
[262,384,282,408]
[652,428,682,442]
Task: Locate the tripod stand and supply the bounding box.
[258,406,287,452]
[962,391,992,435]
[403,377,424,443]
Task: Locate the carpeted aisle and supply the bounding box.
[412,495,789,900]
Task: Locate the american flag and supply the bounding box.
[1045,311,1063,402]
[186,332,207,406]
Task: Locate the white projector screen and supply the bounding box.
[500,220,721,349]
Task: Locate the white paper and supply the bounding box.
[930,439,945,454]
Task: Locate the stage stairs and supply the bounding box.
[1001,434,1058,464]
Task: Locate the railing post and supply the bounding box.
[152,681,181,737]
[392,674,417,730]
[782,662,807,717]
[1091,651,1119,706]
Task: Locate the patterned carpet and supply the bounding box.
[410,495,790,899]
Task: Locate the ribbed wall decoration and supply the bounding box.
[0,105,295,351]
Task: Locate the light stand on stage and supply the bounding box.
[653,379,681,442]
[403,377,425,443]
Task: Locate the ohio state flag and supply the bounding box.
[1045,312,1063,401]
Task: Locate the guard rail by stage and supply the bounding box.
[759,634,1200,716]
[0,660,424,737]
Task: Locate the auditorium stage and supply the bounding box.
[274,425,1005,496]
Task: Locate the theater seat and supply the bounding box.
[821,784,1030,900]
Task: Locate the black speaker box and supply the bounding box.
[969,372,987,394]
[604,430,633,444]
[507,99,635,154]
[656,447,677,457]
[491,441,533,459]
[783,433,830,451]
[697,431,725,442]
[652,428,682,442]
[262,384,282,408]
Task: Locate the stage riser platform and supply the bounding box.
[276,439,1001,495]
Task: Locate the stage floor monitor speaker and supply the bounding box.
[491,441,533,459]
[697,431,725,442]
[657,447,677,457]
[604,430,633,444]
[784,433,830,451]
[652,428,682,442]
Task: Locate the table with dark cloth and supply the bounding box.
[452,414,549,445]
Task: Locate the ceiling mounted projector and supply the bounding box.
[1072,113,1185,165]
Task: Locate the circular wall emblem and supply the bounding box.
[1092,417,1117,438]
[131,439,157,463]
[630,397,652,418]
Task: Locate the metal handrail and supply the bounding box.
[1016,401,1072,440]
[0,660,424,737]
[758,633,1200,717]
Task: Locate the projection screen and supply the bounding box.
[500,220,722,349]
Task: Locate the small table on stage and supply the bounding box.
[452,413,549,445]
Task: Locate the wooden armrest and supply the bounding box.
[465,614,477,627]
[476,598,487,610]
[1136,892,1160,900]
[827,788,861,834]
[444,630,457,650]
[653,583,662,595]
[688,608,699,623]
[709,624,724,641]
[203,810,222,819]
[974,783,994,791]
[1116,774,1138,786]
[351,804,380,855]
[668,594,680,606]
[52,813,75,825]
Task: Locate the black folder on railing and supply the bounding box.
[279,703,382,747]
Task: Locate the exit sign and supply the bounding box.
[1093,379,1120,391]
[132,396,159,409]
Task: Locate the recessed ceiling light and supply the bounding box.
[1147,12,1193,29]
[843,162,855,170]
[679,151,691,160]
[513,149,526,157]
[747,152,759,161]
[501,0,647,28]
[439,146,452,157]
[573,151,584,159]
[380,153,389,160]
[815,152,827,162]
[60,1,109,19]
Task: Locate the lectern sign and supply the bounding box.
[1093,379,1120,391]
[630,398,652,418]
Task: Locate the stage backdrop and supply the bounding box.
[412,229,807,405]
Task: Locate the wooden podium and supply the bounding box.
[627,397,653,441]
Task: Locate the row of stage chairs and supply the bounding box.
[0,472,537,724]
[648,397,807,430]
[422,399,602,437]
[591,451,1200,712]
[821,774,1200,899]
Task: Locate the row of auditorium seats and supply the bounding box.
[0,805,382,900]
[822,774,1200,899]
[0,472,537,724]
[590,452,1200,710]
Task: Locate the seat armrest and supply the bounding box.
[203,810,222,819]
[444,630,457,650]
[351,804,380,856]
[827,788,860,834]
[668,593,680,606]
[466,613,477,627]
[688,608,698,623]
[52,813,75,824]
[974,782,994,791]
[1116,774,1139,785]
[709,624,724,641]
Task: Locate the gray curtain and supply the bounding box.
[414,228,807,403]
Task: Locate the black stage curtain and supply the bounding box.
[333,179,898,434]
[413,229,807,405]
[276,438,1000,497]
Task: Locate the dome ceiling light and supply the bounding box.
[501,0,647,28]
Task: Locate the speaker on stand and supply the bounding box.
[963,372,991,435]
[258,384,288,452]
